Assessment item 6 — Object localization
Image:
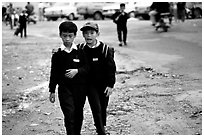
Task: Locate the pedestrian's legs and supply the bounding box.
[100,92,109,126]
[87,85,105,135]
[181,9,185,22]
[123,27,127,45]
[177,10,182,22]
[72,86,87,135]
[10,14,14,29]
[149,10,157,25]
[58,86,75,135]
[117,26,122,46]
[20,25,23,38]
[24,25,27,37]
[173,8,178,22]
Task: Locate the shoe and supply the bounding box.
[124,42,127,46]
[119,42,122,46]
[152,23,155,26]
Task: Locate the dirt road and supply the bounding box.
[2,19,202,135]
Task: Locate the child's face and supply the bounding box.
[120,6,125,12]
[82,29,99,45]
[60,32,76,47]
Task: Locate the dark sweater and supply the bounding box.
[112,11,129,28]
[49,48,89,93]
[83,42,116,88]
[19,13,28,26]
[150,2,170,13]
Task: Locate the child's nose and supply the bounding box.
[65,37,70,41]
[87,33,91,37]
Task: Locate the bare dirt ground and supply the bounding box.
[2,19,202,135]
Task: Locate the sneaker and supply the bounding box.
[119,42,122,46]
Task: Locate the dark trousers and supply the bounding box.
[19,24,27,38]
[58,85,86,135]
[87,85,109,134]
[99,87,109,127]
[58,86,75,135]
[72,85,87,135]
[117,26,127,43]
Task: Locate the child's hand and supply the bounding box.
[104,87,113,97]
[49,92,55,103]
[65,69,78,79]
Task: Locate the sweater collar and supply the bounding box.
[86,40,100,48]
[60,43,77,53]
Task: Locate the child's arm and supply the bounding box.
[112,12,121,24]
[105,47,116,88]
[65,49,89,78]
[77,49,90,76]
[73,48,89,77]
[48,52,59,93]
[65,69,78,78]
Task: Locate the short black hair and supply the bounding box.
[120,3,125,7]
[59,21,78,35]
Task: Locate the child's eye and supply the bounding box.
[68,35,74,38]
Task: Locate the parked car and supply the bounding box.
[44,2,80,21]
[76,2,113,20]
[102,2,137,18]
[134,1,153,20]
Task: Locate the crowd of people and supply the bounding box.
[2,2,39,38]
[149,2,187,27]
[2,2,50,26]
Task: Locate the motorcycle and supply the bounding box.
[27,12,37,24]
[155,12,171,32]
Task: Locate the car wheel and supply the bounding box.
[68,13,75,20]
[94,12,103,20]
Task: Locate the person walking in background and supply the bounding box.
[172,2,178,23]
[7,3,15,29]
[149,2,158,26]
[49,21,89,134]
[177,2,186,22]
[2,4,7,22]
[18,9,28,38]
[38,2,44,21]
[79,22,116,134]
[25,2,34,17]
[149,2,171,26]
[112,3,129,46]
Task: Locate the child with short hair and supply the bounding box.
[112,3,129,46]
[18,9,28,38]
[48,21,89,135]
[79,22,116,134]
